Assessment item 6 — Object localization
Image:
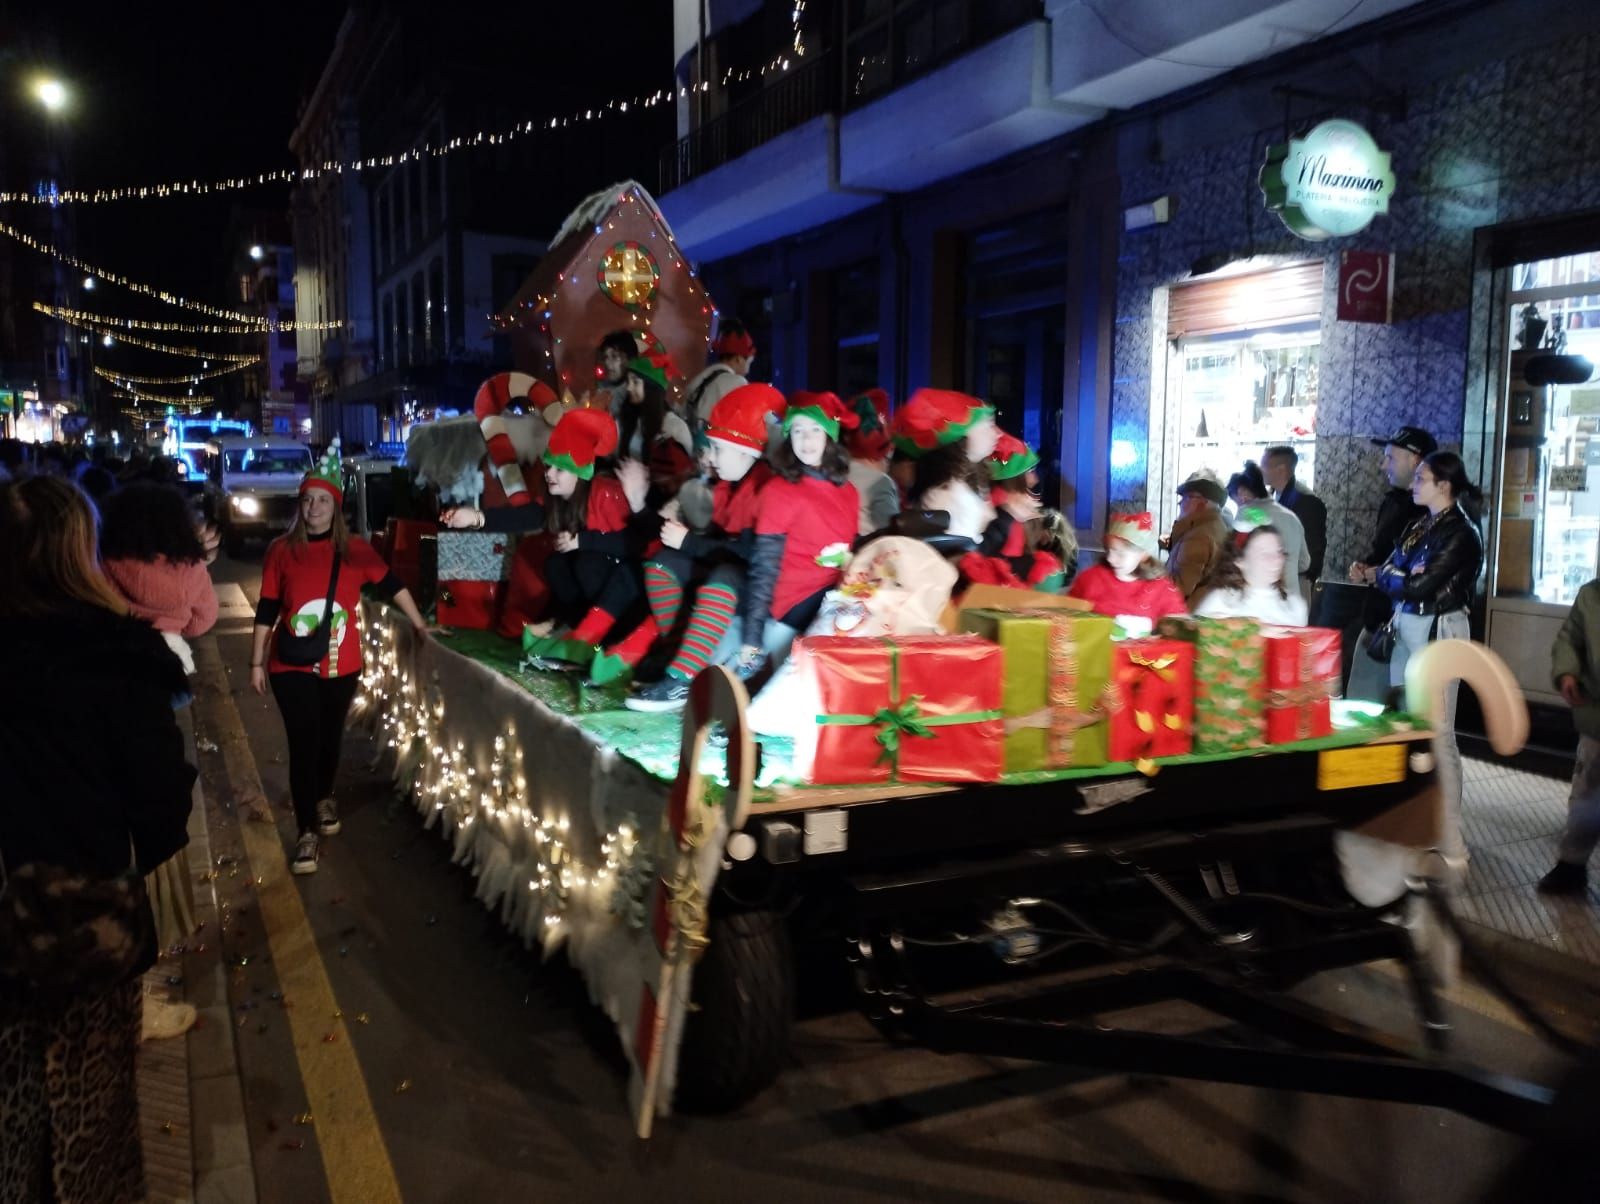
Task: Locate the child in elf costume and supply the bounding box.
[739,391,861,672]
[621,351,696,504]
[441,408,648,678]
[625,383,785,712]
[891,389,1000,542]
[1067,511,1187,633]
[844,388,900,537]
[977,431,1068,591]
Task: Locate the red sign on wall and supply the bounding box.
[1337,250,1394,324]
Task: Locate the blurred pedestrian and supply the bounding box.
[1193,525,1309,625]
[1540,575,1600,896]
[1166,471,1230,605]
[1263,445,1326,601]
[250,444,429,875]
[1376,450,1483,872]
[0,475,196,1204]
[1227,461,1308,593]
[100,481,218,676]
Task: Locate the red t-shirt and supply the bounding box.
[755,473,859,618]
[713,461,774,535]
[584,477,632,532]
[261,534,393,678]
[1066,562,1187,622]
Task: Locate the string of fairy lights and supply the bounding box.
[36,305,259,362]
[92,360,259,386]
[37,303,330,336]
[0,6,808,209]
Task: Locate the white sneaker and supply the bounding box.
[292,831,320,875]
[316,798,341,836]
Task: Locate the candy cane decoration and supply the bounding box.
[1406,639,1528,757]
[628,665,754,1139]
[472,371,554,506]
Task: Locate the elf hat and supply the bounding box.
[711,327,757,359]
[626,350,675,392]
[300,437,344,506]
[707,382,787,453]
[988,431,1039,482]
[844,388,892,460]
[783,390,859,441]
[542,408,620,480]
[1231,504,1277,534]
[1105,511,1159,561]
[890,388,994,457]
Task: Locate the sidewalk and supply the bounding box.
[1459,757,1600,970]
[137,706,257,1204]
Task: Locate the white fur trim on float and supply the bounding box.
[473,371,546,506]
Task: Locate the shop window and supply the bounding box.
[1494,251,1600,606]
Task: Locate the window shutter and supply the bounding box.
[1166,262,1325,341]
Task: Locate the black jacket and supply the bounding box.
[1362,487,1427,629]
[0,605,196,882]
[1377,506,1483,618]
[1281,482,1327,582]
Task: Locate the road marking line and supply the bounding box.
[195,639,403,1204]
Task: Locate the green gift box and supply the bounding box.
[960,608,1113,771]
[1158,615,1266,753]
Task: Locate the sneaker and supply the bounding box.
[316,798,341,836]
[1537,861,1588,896]
[141,996,198,1043]
[292,831,320,875]
[626,675,691,713]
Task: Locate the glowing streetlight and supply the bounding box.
[102,334,113,347]
[82,276,94,290]
[36,79,66,111]
[249,245,264,261]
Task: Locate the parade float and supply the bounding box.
[355,185,1563,1140]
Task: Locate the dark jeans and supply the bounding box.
[269,671,361,835]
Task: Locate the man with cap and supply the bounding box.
[1261,445,1326,606]
[1346,424,1435,700]
[1167,470,1231,605]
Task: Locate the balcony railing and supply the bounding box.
[660,0,1043,194]
[659,50,838,195]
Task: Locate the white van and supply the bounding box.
[203,436,313,554]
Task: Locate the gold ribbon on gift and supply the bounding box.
[1269,634,1335,740]
[1108,648,1185,774]
[998,614,1104,769]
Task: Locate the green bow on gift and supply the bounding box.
[817,639,1000,780]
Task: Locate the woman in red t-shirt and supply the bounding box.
[250,444,428,875]
[1068,511,1187,632]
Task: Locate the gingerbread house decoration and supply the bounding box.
[491,181,716,405]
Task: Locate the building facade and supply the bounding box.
[658,0,1600,700]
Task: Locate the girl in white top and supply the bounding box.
[1193,525,1309,625]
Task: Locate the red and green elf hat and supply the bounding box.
[844,388,892,459]
[626,350,675,392]
[542,408,620,480]
[988,431,1039,481]
[711,327,756,359]
[707,382,787,452]
[300,437,344,506]
[783,390,859,441]
[1106,510,1159,561]
[890,388,994,457]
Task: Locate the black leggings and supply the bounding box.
[270,671,361,835]
[544,549,641,623]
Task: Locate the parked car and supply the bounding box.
[203,436,312,555]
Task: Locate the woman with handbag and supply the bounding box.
[0,475,197,1204]
[250,444,429,875]
[1376,450,1484,872]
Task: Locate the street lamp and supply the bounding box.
[82,276,94,290]
[249,245,264,261]
[35,79,66,112]
[102,334,113,347]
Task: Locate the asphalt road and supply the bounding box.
[193,550,1584,1203]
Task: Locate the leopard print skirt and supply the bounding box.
[0,979,144,1204]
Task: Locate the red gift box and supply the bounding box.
[437,580,503,630]
[796,635,1004,786]
[1263,627,1341,743]
[1107,638,1195,767]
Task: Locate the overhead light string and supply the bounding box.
[94,361,258,387]
[37,306,258,362]
[37,302,339,335]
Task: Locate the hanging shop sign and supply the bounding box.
[1336,250,1394,324]
[1260,119,1395,241]
[1551,465,1588,492]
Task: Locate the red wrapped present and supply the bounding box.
[1107,638,1195,769]
[437,580,503,630]
[795,635,1004,786]
[1263,627,1341,743]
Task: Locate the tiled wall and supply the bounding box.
[1109,24,1600,580]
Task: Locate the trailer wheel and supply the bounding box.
[674,908,793,1112]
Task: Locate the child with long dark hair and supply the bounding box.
[621,352,695,502]
[977,431,1068,591]
[1193,524,1308,625]
[739,391,860,672]
[99,481,217,675]
[891,389,999,542]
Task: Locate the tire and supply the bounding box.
[674,907,794,1112]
